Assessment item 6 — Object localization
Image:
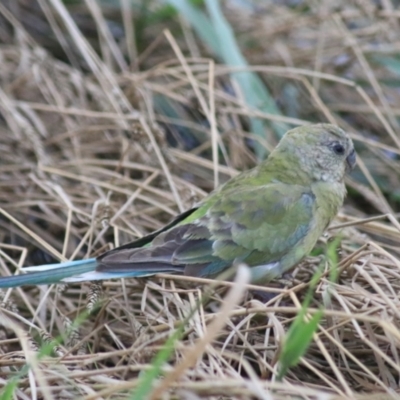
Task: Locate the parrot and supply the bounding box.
[0,123,356,288]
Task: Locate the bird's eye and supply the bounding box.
[332,143,345,155]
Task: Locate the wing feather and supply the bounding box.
[97,183,316,279]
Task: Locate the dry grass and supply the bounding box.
[0,0,400,399]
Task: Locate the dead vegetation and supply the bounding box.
[0,0,400,399]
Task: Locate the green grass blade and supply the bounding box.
[166,0,221,55]
[277,237,343,380]
[373,55,400,75]
[131,325,185,400]
[326,235,342,284]
[277,308,323,381]
[132,265,242,399]
[165,0,288,158]
[2,379,20,400]
[205,0,283,117]
[0,309,91,398]
[276,264,323,381]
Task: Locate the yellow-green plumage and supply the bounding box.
[0,123,356,288]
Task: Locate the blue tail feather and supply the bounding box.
[0,258,177,288]
[0,259,97,288]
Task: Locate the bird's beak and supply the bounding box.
[346,148,356,171]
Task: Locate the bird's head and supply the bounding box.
[276,123,356,183]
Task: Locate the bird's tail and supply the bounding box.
[0,258,166,288]
[0,259,98,288]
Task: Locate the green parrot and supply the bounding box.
[0,123,356,287]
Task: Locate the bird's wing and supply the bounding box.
[96,182,316,279]
[95,207,199,274]
[177,183,316,277]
